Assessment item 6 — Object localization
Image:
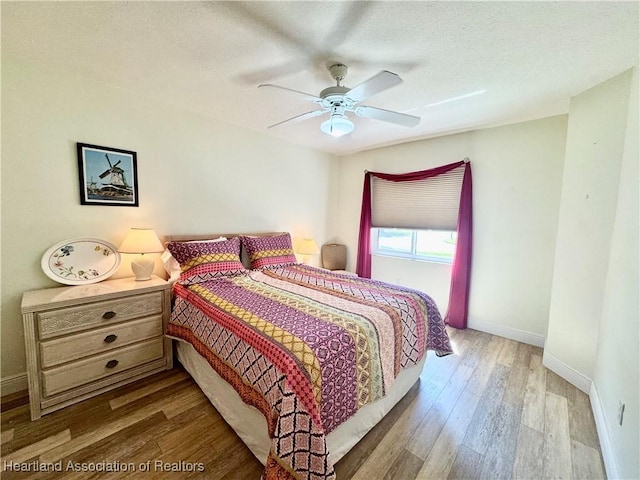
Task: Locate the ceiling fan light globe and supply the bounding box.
[320,115,354,137]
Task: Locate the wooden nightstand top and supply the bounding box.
[21,275,169,313]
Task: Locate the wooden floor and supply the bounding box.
[1,328,606,479]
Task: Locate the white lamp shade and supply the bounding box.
[119,228,164,281]
[320,114,354,137]
[297,238,320,255]
[118,228,164,254]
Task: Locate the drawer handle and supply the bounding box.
[104,334,118,343]
[105,359,119,369]
[102,311,117,320]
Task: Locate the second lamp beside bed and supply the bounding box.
[296,238,320,265]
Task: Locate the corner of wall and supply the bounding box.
[542,351,591,394]
[545,68,634,381]
[541,351,621,477]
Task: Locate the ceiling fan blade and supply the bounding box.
[346,70,403,103]
[354,105,420,128]
[258,84,322,103]
[267,110,325,129]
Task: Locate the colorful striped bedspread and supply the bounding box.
[167,264,452,480]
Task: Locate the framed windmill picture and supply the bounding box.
[77,143,139,207]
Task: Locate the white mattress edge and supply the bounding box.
[175,339,426,466]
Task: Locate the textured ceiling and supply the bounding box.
[3,1,639,155]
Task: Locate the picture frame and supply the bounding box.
[77,143,139,207]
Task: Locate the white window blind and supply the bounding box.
[371,165,465,230]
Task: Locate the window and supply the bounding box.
[373,228,457,264]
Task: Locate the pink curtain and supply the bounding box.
[356,160,472,329]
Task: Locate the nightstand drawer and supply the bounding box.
[42,338,165,397]
[37,292,163,339]
[40,315,163,368]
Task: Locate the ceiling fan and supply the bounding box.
[258,63,420,137]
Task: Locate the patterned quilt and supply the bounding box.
[167,264,452,480]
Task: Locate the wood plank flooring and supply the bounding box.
[1,328,606,479]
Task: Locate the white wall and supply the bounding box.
[544,68,638,479]
[545,70,633,383]
[335,116,568,344]
[594,68,638,480]
[0,56,337,384]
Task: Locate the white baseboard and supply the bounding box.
[590,381,619,480]
[1,373,28,396]
[467,318,546,348]
[542,351,591,393]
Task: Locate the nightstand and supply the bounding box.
[21,275,173,420]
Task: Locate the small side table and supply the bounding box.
[22,276,173,420]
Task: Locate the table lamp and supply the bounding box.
[296,238,320,265]
[118,228,164,281]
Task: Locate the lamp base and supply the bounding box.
[130,255,154,281]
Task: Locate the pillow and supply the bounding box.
[241,233,298,270]
[161,236,227,282]
[167,237,245,284]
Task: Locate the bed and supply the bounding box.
[164,232,452,480]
